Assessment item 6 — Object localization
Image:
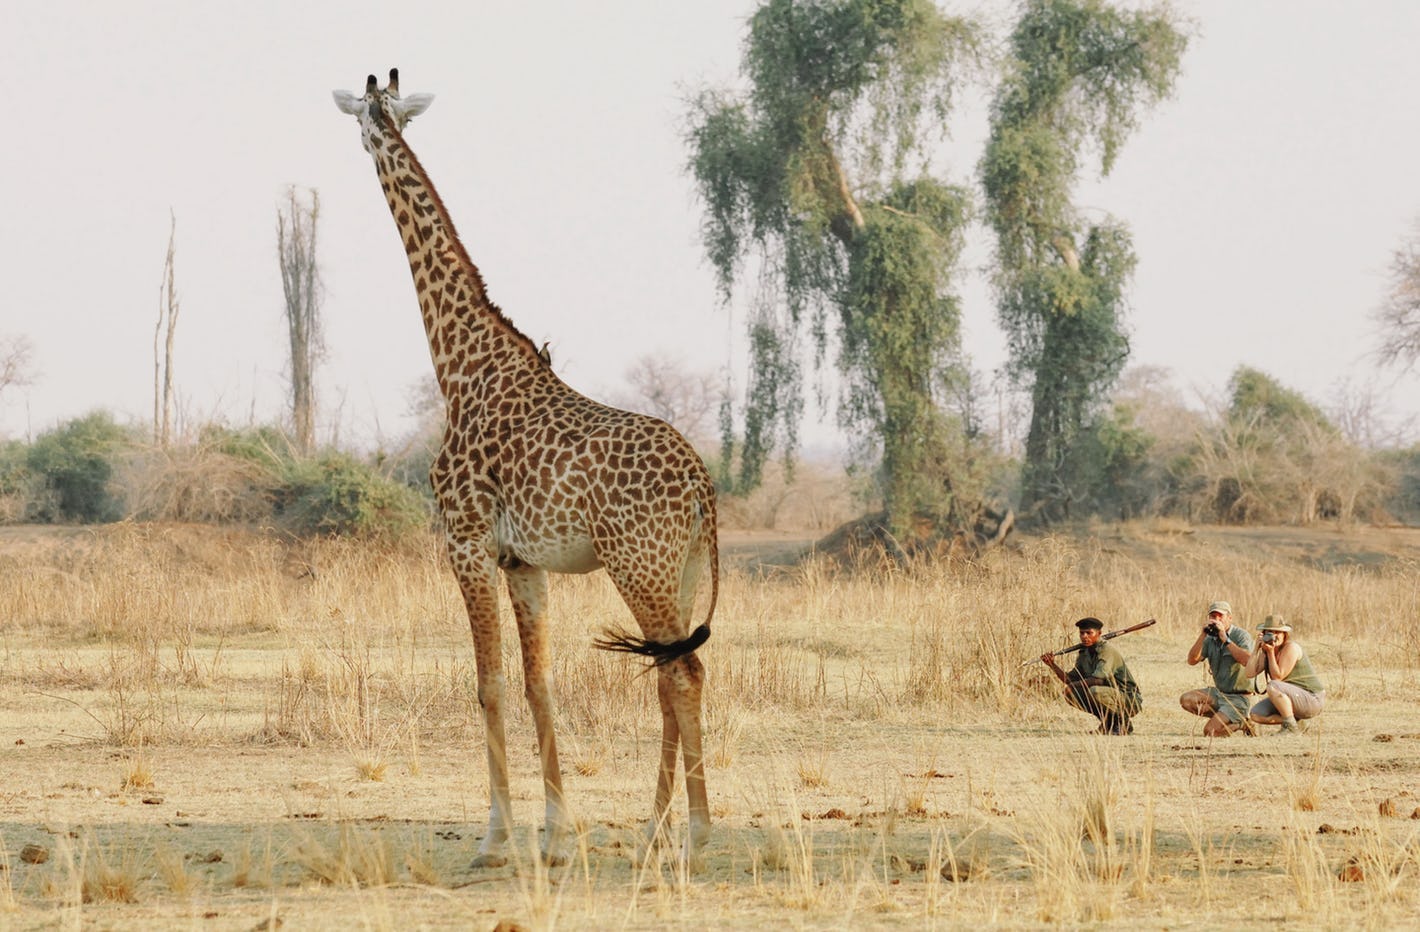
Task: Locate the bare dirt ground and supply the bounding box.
[1,521,1418,929]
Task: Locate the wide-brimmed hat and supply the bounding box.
[1258,614,1292,633]
[1207,601,1232,616]
[1075,617,1104,631]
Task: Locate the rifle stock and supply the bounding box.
[1021,618,1157,667]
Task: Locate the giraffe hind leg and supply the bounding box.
[638,669,682,863]
[597,552,713,869]
[670,652,711,858]
[635,653,710,871]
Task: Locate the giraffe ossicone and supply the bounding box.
[333,68,719,869]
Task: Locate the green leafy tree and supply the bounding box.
[277,453,429,541]
[981,0,1186,523]
[687,0,985,538]
[27,411,136,523]
[1187,367,1387,525]
[1226,365,1333,433]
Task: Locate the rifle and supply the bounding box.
[1020,618,1157,667]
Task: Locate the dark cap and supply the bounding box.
[1075,617,1104,631]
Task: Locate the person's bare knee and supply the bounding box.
[1180,690,1212,717]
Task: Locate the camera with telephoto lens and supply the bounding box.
[1261,631,1276,645]
[1204,622,1221,637]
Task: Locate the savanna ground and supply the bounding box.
[0,520,1418,929]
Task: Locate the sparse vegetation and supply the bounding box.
[0,519,1417,925]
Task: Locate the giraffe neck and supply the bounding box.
[368,123,541,398]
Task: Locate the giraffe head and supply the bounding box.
[332,68,434,154]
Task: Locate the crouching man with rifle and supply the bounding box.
[1036,617,1148,735]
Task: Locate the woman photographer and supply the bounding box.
[1243,615,1325,735]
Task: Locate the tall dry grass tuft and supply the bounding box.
[152,843,199,899]
[0,839,15,914]
[1013,739,1139,923]
[1288,743,1328,812]
[1180,808,1222,910]
[295,825,398,888]
[119,749,155,791]
[705,704,746,770]
[1281,824,1334,916]
[72,835,145,904]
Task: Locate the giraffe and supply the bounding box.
[333,70,718,868]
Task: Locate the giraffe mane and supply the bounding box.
[383,119,546,365]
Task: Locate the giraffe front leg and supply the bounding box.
[474,668,512,869]
[453,548,513,870]
[506,566,574,867]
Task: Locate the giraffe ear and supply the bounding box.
[332,90,364,115]
[393,93,434,122]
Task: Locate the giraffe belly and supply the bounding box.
[524,536,601,574]
[496,513,601,574]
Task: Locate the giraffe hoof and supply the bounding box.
[541,850,569,868]
[470,853,508,869]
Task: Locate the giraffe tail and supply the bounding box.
[592,622,710,666]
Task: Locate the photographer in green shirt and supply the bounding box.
[1180,600,1254,737]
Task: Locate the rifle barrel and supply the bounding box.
[1020,618,1156,666]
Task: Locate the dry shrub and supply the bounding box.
[119,445,278,525]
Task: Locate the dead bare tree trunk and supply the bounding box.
[153,210,179,447]
[277,187,323,455]
[0,333,36,429]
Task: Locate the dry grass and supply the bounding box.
[0,520,1417,927]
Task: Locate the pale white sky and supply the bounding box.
[2,1,1417,453]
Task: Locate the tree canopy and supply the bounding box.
[981,0,1186,523]
[688,0,987,538]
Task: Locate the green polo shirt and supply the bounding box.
[1203,625,1253,693]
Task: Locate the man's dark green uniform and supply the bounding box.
[1066,641,1143,734]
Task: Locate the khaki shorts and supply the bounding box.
[1205,686,1252,724]
[1252,682,1325,721]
